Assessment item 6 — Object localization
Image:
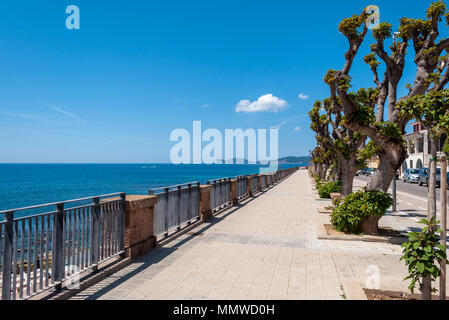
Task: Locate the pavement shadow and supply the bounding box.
[74,184,277,299]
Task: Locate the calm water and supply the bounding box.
[0,163,302,211]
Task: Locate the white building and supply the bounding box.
[402,122,447,173]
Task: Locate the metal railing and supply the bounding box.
[260,175,267,189]
[0,193,126,300]
[207,178,231,212]
[149,182,201,238]
[0,166,299,300]
[235,175,248,200]
[250,175,259,193]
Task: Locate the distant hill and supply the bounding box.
[216,156,310,164]
[278,156,310,164]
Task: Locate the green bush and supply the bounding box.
[401,218,448,294]
[331,188,393,233]
[318,181,341,199]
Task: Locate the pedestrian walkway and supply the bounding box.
[71,171,415,300]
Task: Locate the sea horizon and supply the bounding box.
[0,163,304,212]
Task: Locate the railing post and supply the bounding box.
[164,188,169,238]
[2,211,14,300]
[177,185,182,231]
[231,178,238,205]
[91,197,100,273]
[53,203,65,291]
[187,183,193,225]
[119,193,126,256]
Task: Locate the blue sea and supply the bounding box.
[0,163,302,212]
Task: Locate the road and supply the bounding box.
[353,176,449,237]
[356,175,443,202]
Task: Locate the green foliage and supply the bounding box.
[400,218,448,294]
[334,138,351,158]
[338,14,365,41]
[426,1,447,19]
[443,136,449,156]
[324,69,338,84]
[374,122,403,144]
[331,188,393,233]
[372,22,392,41]
[314,174,321,186]
[357,140,382,168]
[398,18,432,41]
[363,53,380,69]
[338,75,352,92]
[399,89,449,135]
[345,88,377,126]
[318,181,342,199]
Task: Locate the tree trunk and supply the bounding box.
[429,134,437,223]
[367,146,406,192]
[421,276,432,300]
[365,145,407,232]
[338,153,357,196]
[420,135,438,300]
[329,165,338,181]
[361,215,381,235]
[319,163,328,180]
[336,161,343,182]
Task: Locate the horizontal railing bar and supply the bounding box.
[0,192,125,214]
[150,181,200,192]
[13,211,56,222]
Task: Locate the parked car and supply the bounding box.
[403,168,420,183]
[359,168,369,176]
[418,167,442,187]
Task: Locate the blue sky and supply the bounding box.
[0,0,438,163]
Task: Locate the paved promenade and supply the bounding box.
[71,171,416,300]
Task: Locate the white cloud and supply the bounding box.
[235,94,288,113]
[2,111,35,119]
[47,104,87,124]
[298,93,309,100]
[294,126,302,132]
[270,121,287,130]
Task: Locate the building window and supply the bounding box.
[410,160,413,168]
[417,159,423,169]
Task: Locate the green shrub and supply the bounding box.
[331,188,393,233]
[401,218,448,294]
[314,175,321,185]
[318,181,341,199]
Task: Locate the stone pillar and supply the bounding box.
[123,195,158,259]
[199,185,213,221]
[247,176,253,197]
[230,179,238,205]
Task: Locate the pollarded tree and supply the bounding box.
[309,146,333,180]
[324,1,449,194]
[309,105,337,180]
[321,98,367,195]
